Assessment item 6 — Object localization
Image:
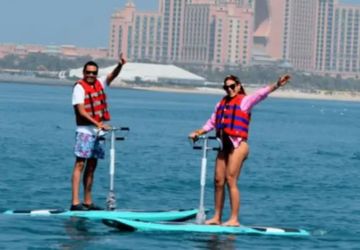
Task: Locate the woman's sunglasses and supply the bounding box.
[223,83,237,91]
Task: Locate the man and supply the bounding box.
[70,54,126,211]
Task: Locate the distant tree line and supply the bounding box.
[181,64,360,92]
[1,52,360,91]
[0,53,116,72]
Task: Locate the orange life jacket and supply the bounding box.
[74,79,110,125]
[215,94,251,139]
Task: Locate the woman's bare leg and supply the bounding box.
[206,152,226,225]
[222,141,249,226]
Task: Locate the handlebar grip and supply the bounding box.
[193,146,202,150]
[116,137,125,141]
[120,127,130,131]
[208,136,218,140]
[98,137,106,141]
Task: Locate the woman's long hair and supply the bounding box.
[223,75,246,95]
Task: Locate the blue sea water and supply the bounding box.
[0,82,359,249]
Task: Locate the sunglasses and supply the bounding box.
[85,70,98,75]
[223,83,237,91]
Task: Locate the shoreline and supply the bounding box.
[1,78,359,102]
[130,85,360,102]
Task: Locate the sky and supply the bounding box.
[0,0,158,48]
[0,0,359,48]
[342,0,360,3]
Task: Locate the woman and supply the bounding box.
[189,74,291,226]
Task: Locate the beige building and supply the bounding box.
[181,1,253,70]
[109,0,254,70]
[0,43,107,59]
[315,0,336,72]
[109,1,162,61]
[159,0,187,62]
[253,0,360,78]
[253,0,318,71]
[323,1,360,78]
[285,0,319,71]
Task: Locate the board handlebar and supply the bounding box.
[191,135,223,151]
[110,127,130,131]
[96,125,130,141]
[193,146,221,151]
[98,136,124,141]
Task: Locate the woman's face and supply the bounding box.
[223,79,240,97]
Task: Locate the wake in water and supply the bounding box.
[312,229,328,236]
[350,152,360,160]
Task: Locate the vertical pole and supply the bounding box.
[196,137,208,224]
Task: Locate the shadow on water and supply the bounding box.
[59,217,113,250]
[191,235,237,250]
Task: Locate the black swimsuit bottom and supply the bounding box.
[217,130,234,153]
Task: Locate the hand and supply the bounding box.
[277,74,291,87]
[102,124,111,131]
[188,131,198,140]
[119,52,126,66]
[97,122,111,131]
[189,130,203,142]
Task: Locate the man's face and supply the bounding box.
[83,65,98,84]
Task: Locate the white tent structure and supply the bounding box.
[69,62,205,85]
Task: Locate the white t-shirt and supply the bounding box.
[72,76,108,135]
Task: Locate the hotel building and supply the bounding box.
[253,0,318,70]
[325,1,360,77]
[312,0,360,77]
[180,1,253,69]
[108,1,163,61]
[108,0,360,77]
[254,0,360,78]
[109,0,254,70]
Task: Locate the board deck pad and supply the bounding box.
[103,218,310,236]
[2,208,200,222]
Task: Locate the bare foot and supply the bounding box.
[205,218,221,225]
[222,219,240,227]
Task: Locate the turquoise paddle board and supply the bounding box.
[2,208,199,222]
[103,218,310,236]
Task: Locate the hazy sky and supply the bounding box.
[0,0,359,48]
[342,0,360,3]
[0,0,158,48]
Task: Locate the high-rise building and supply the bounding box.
[315,0,336,72]
[159,0,187,63]
[253,0,287,63]
[110,0,254,69]
[326,2,360,77]
[109,0,360,78]
[181,3,215,66]
[109,1,135,59]
[285,0,318,71]
[109,1,162,61]
[309,0,360,77]
[211,2,253,69]
[253,0,360,77]
[181,1,253,69]
[253,0,318,70]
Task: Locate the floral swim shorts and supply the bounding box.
[74,132,105,159]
